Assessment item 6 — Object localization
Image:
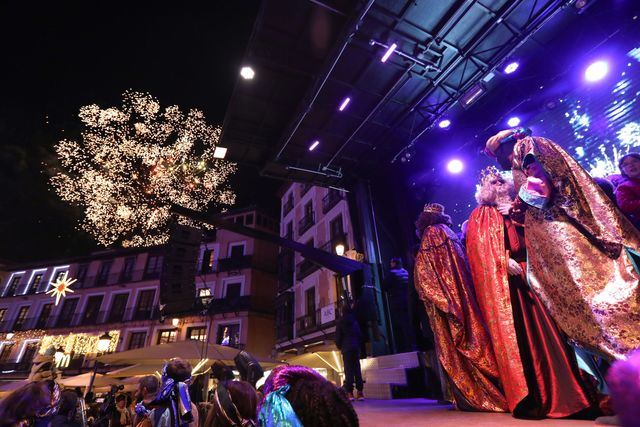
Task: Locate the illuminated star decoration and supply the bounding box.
[46,272,77,306]
[50,90,237,247]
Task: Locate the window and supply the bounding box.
[229,243,245,259]
[330,215,344,240]
[35,303,53,329]
[305,288,316,316]
[201,249,215,274]
[108,293,129,322]
[57,298,79,327]
[245,213,254,225]
[187,326,207,342]
[0,343,14,362]
[82,295,104,325]
[54,270,66,281]
[13,306,30,330]
[157,329,177,344]
[135,290,155,320]
[217,323,240,347]
[285,222,293,239]
[76,264,89,287]
[21,342,38,364]
[0,308,6,324]
[304,201,313,218]
[27,274,43,294]
[225,282,241,299]
[234,216,243,224]
[96,261,112,286]
[121,257,136,282]
[145,255,162,278]
[128,332,147,350]
[5,275,22,297]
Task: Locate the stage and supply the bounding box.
[355,399,598,426]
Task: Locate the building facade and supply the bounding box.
[275,183,355,354]
[0,207,278,382]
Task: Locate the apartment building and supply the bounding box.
[275,183,354,354]
[0,207,278,382]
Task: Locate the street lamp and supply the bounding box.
[335,244,345,257]
[97,332,112,353]
[172,318,180,328]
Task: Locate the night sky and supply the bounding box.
[0,2,272,262]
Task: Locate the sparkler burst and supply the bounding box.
[46,272,77,306]
[50,91,237,247]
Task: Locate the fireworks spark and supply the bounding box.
[46,272,77,306]
[50,91,236,247]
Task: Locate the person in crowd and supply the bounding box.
[133,375,159,427]
[381,257,413,353]
[466,166,599,418]
[204,380,257,427]
[414,202,507,412]
[51,390,82,427]
[258,365,358,427]
[112,394,134,427]
[136,358,199,427]
[594,177,617,204]
[485,130,640,360]
[615,153,640,226]
[335,303,364,401]
[0,380,60,427]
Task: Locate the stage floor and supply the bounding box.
[354,399,597,426]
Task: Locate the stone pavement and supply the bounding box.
[354,399,597,426]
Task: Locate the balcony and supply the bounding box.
[297,212,315,236]
[295,303,341,337]
[319,234,347,254]
[217,255,253,273]
[282,198,294,216]
[296,258,320,280]
[207,295,252,313]
[277,251,295,292]
[276,321,294,342]
[322,190,344,214]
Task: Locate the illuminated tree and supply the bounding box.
[50,90,236,247]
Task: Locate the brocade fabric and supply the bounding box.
[414,223,507,412]
[512,136,640,360]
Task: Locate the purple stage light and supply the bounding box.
[438,119,451,129]
[503,61,520,74]
[585,60,609,82]
[381,43,397,63]
[308,140,320,151]
[507,116,521,127]
[447,159,464,174]
[338,97,351,111]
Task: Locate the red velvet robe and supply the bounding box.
[414,223,507,412]
[467,206,596,418]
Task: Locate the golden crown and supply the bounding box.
[480,166,502,183]
[423,203,445,214]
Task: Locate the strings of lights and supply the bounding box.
[39,331,120,355]
[50,90,237,247]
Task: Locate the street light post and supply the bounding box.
[86,332,112,399]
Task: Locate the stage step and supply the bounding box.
[360,351,426,400]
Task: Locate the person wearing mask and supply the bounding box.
[382,257,413,353]
[335,303,364,401]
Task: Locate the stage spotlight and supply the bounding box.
[438,119,451,129]
[507,116,521,127]
[381,43,397,63]
[240,66,255,80]
[308,140,320,151]
[447,159,464,174]
[584,60,609,82]
[503,61,520,74]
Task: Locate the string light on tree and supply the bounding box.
[46,272,76,305]
[50,90,237,247]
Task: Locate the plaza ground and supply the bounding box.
[355,399,597,426]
